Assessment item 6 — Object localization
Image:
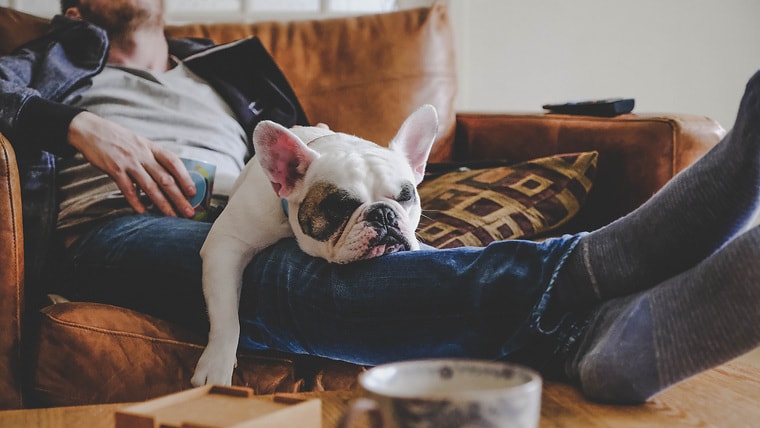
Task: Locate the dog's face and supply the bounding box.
[253,105,438,263]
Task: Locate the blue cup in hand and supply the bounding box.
[181,157,216,221]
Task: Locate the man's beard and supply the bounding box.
[77,1,164,50]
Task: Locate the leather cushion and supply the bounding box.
[165,4,458,162]
[417,152,598,248]
[32,302,303,406]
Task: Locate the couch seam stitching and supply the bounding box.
[42,312,204,348]
[1,139,23,408]
[1,142,20,338]
[40,312,296,363]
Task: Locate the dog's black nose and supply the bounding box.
[366,204,398,228]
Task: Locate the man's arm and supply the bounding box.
[0,48,197,217]
[68,112,197,218]
[0,56,83,157]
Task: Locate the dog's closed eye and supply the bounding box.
[322,191,362,222]
[299,181,361,241]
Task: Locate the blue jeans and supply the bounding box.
[56,214,589,378]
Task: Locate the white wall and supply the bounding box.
[449,0,760,130]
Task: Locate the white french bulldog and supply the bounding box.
[191,104,439,386]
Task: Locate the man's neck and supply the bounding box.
[107,28,170,72]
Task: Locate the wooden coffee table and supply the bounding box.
[2,355,758,427]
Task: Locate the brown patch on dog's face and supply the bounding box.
[298,181,362,242]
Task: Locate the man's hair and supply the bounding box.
[61,1,80,13]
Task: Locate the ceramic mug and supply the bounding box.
[181,157,216,221]
[338,359,542,428]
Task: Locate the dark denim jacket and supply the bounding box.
[0,15,308,289]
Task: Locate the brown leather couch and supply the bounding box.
[0,4,726,409]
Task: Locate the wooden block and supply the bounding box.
[115,385,321,428]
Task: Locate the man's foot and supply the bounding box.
[564,225,760,403]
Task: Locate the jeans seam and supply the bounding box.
[531,233,587,334]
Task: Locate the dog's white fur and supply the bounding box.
[191,105,438,386]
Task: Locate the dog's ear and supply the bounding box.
[253,121,320,198]
[388,104,438,185]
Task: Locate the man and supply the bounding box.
[0,0,758,404]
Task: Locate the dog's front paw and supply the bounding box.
[191,345,238,387]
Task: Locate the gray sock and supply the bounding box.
[557,70,760,308]
[565,225,760,403]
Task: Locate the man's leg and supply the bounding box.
[557,69,760,309]
[59,214,586,373]
[565,224,760,404]
[237,235,582,368]
[58,214,212,331]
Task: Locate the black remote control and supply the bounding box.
[542,98,635,117]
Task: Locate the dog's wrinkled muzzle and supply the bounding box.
[363,203,413,258]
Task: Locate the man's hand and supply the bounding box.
[67,111,197,218]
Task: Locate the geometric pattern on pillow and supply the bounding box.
[416,151,598,248]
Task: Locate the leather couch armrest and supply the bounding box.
[0,131,24,409]
[453,112,726,231]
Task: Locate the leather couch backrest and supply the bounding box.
[0,7,50,55]
[0,5,458,162]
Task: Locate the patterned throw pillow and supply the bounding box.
[416,151,598,248]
